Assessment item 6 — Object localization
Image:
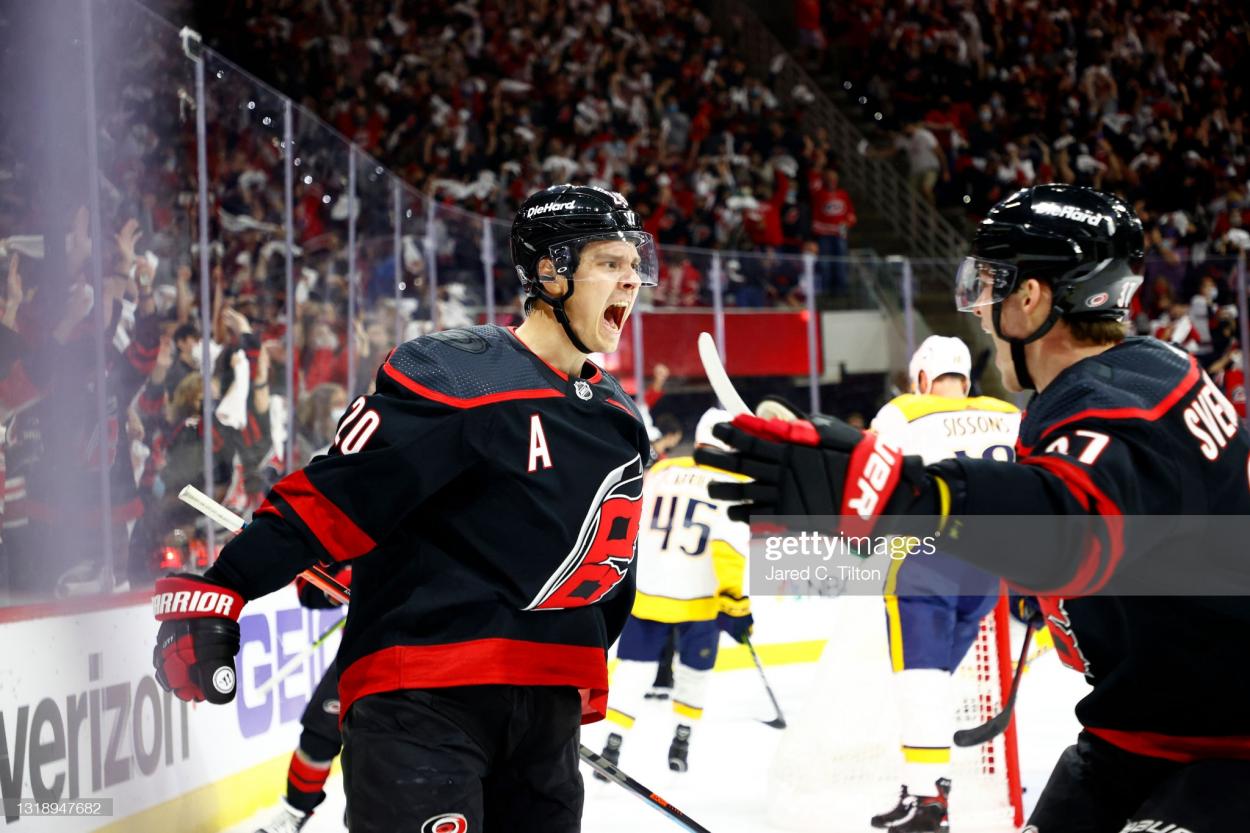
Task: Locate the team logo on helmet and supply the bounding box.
[212,667,235,694]
[574,379,593,401]
[421,813,468,833]
[1085,292,1110,308]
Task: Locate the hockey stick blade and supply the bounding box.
[953,625,1034,747]
[579,744,715,833]
[697,331,749,416]
[745,638,787,729]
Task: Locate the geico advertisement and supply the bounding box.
[0,588,343,829]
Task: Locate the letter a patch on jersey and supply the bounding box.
[528,413,553,472]
[525,455,644,610]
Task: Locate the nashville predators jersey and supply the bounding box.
[871,393,1021,465]
[633,456,750,623]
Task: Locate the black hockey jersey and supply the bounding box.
[205,325,652,722]
[932,337,1250,760]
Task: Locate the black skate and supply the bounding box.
[668,724,691,772]
[871,779,950,832]
[593,732,623,782]
[644,685,672,700]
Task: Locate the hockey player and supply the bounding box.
[151,185,657,833]
[254,567,350,833]
[599,408,752,774]
[867,336,1020,832]
[698,184,1250,832]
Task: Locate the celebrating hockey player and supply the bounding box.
[697,184,1250,832]
[599,407,752,774]
[151,185,656,833]
[867,335,1020,832]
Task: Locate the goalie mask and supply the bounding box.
[511,184,658,354]
[954,184,1144,390]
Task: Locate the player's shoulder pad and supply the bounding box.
[965,396,1019,415]
[665,453,751,482]
[1023,337,1198,440]
[376,325,556,408]
[887,393,1010,421]
[594,366,645,423]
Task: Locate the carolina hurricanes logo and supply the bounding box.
[525,455,644,610]
[421,813,468,833]
[1037,598,1093,677]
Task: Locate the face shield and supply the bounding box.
[544,232,659,287]
[954,256,1019,311]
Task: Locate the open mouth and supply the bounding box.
[603,301,629,332]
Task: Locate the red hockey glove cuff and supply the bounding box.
[152,574,244,704]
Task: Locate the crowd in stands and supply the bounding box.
[816,0,1245,387]
[0,0,1245,604]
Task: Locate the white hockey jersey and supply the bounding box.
[633,456,750,623]
[870,393,1020,464]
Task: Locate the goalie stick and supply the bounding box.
[953,624,1034,747]
[178,486,717,833]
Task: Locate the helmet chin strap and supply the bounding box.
[533,277,594,357]
[991,302,1061,391]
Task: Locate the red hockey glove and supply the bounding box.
[152,573,244,704]
[694,410,929,536]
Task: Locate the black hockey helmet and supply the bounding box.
[511,184,657,353]
[954,184,1144,388]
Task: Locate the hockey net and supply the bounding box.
[766,594,1023,832]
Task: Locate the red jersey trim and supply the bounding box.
[1087,727,1250,763]
[381,360,563,409]
[1020,455,1124,595]
[1019,357,1201,455]
[506,326,604,384]
[605,398,635,417]
[273,470,376,562]
[338,639,610,725]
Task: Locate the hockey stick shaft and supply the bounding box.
[953,624,1034,747]
[254,617,345,697]
[181,488,713,831]
[579,744,714,833]
[744,638,787,729]
[178,484,350,604]
[698,331,749,416]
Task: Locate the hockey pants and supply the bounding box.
[341,685,583,833]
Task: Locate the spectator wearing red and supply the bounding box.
[809,168,857,295]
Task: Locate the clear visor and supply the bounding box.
[548,232,659,287]
[954,256,1018,311]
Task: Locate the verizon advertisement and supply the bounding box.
[0,588,343,830]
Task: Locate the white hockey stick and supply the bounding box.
[177,485,350,604]
[697,331,749,415]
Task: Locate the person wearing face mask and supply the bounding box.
[699,185,1250,833]
[151,185,657,833]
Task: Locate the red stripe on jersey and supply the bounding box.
[605,398,635,417]
[1018,357,1201,455]
[338,639,609,724]
[1086,727,1250,763]
[254,498,281,520]
[506,327,604,383]
[1021,455,1124,595]
[273,470,376,561]
[381,360,563,409]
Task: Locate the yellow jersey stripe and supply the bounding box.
[890,393,1019,421]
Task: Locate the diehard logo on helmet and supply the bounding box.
[525,200,578,219]
[1032,201,1106,228]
